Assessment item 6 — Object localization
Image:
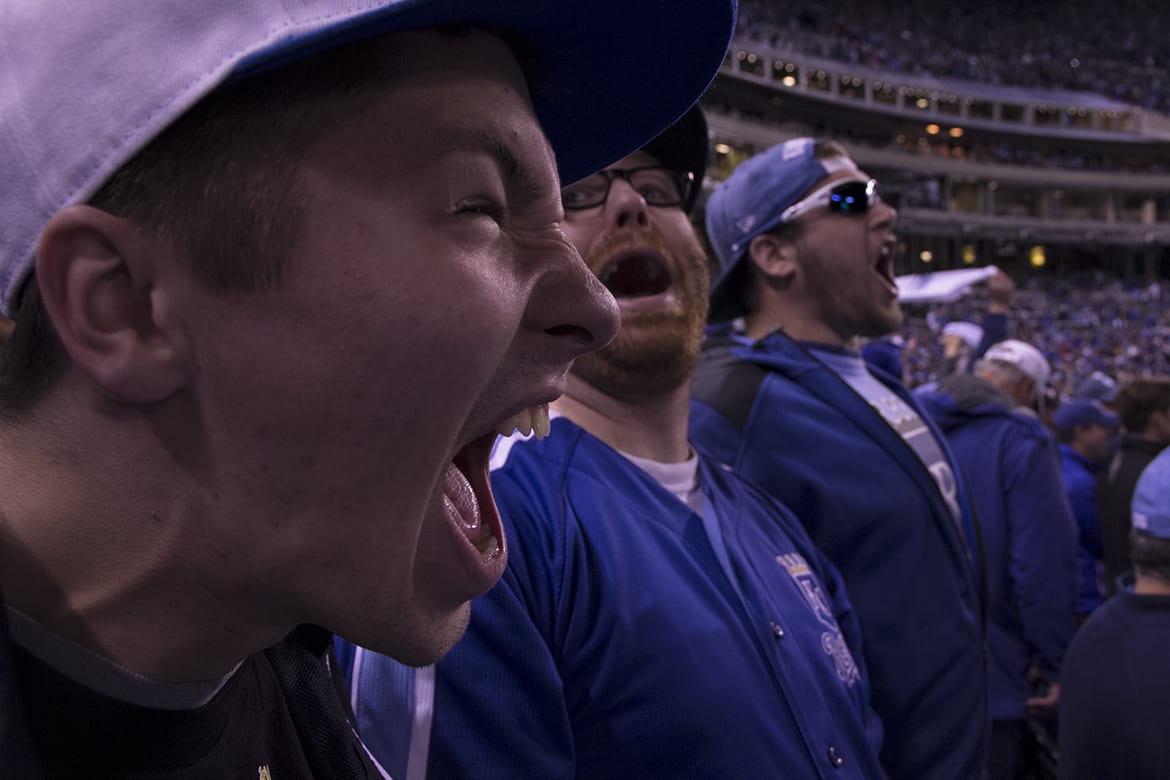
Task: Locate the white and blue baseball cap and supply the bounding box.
[1133,449,1170,540]
[0,0,737,316]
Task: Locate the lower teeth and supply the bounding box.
[475,534,499,555]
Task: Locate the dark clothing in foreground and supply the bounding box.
[1058,577,1170,779]
[5,616,383,779]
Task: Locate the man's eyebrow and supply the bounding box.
[483,138,555,208]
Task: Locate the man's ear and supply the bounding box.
[34,205,191,404]
[747,232,798,283]
[1018,378,1037,407]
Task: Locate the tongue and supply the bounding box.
[442,462,481,535]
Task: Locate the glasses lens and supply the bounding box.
[562,173,611,210]
[562,167,690,210]
[828,180,876,215]
[629,168,686,207]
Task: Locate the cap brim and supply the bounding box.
[270,0,734,186]
[708,253,748,323]
[1,0,737,314]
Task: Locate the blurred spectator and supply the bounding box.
[861,335,906,381]
[1074,371,1121,405]
[980,340,1051,416]
[1054,399,1122,619]
[918,341,1077,780]
[1097,377,1170,592]
[1058,448,1170,779]
[899,275,1170,399]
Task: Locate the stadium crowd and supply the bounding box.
[901,273,1169,398]
[736,0,1170,116]
[3,2,1166,778]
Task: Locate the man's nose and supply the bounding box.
[604,178,651,231]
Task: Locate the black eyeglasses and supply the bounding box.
[562,166,695,211]
[780,178,879,223]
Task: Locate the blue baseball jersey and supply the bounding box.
[344,416,884,779]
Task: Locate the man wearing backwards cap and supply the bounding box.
[689,137,987,779]
[1059,447,1170,779]
[0,0,735,775]
[342,108,885,780]
[918,340,1077,780]
[1054,399,1121,621]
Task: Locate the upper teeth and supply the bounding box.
[495,403,551,440]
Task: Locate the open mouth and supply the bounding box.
[875,241,898,291]
[449,403,554,555]
[598,252,671,298]
[448,432,504,558]
[436,403,552,594]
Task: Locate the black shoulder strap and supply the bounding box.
[691,333,769,433]
[266,626,383,779]
[0,604,42,779]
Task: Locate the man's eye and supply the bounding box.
[637,184,671,201]
[562,186,600,208]
[456,199,505,221]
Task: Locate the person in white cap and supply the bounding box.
[980,339,1052,416]
[918,339,1078,780]
[1059,446,1170,779]
[0,0,735,775]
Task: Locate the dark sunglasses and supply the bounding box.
[780,179,879,223]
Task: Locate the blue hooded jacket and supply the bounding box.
[918,373,1078,719]
[690,329,987,780]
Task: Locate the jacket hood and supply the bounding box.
[917,373,1029,433]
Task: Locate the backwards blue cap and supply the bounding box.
[1133,449,1170,540]
[705,137,858,323]
[0,0,737,316]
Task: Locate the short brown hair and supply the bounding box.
[0,31,414,419]
[1131,528,1170,584]
[1115,376,1170,433]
